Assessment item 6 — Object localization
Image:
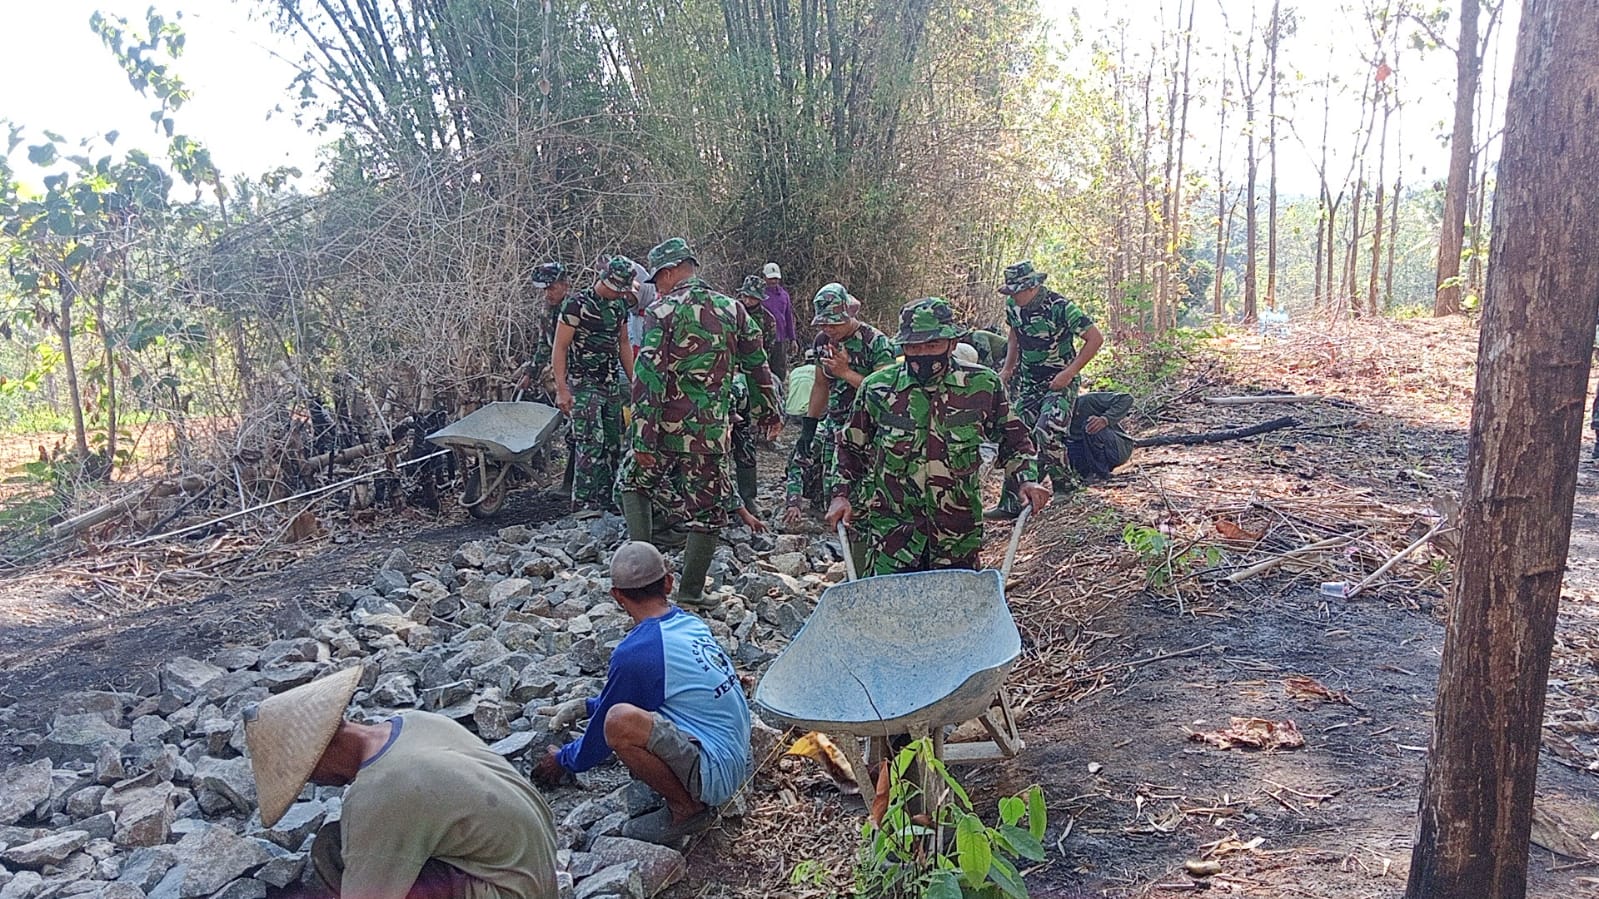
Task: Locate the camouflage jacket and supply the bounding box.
[813,324,898,423]
[632,277,779,455]
[558,287,629,382]
[748,302,779,359]
[831,360,1040,518]
[528,298,564,375]
[1004,290,1094,379]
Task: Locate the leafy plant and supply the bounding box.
[855,738,1046,898]
[1122,523,1221,589]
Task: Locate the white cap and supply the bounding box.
[952,343,980,366]
[763,262,782,279]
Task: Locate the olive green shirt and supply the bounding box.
[340,712,558,899]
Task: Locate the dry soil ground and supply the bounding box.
[4,318,1599,898]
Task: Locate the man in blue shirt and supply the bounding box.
[532,542,751,844]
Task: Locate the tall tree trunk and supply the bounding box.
[1214,76,1228,319]
[1385,119,1403,308]
[1167,0,1196,330]
[56,292,91,462]
[1368,98,1391,316]
[1344,177,1364,313]
[1405,1,1599,895]
[1243,94,1258,324]
[1433,0,1481,316]
[1313,185,1326,308]
[1265,0,1280,312]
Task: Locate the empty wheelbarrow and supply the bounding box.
[426,401,563,519]
[754,510,1032,796]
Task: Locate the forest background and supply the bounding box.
[0,0,1514,513]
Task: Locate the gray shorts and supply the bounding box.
[646,713,705,802]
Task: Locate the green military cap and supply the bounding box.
[811,282,851,325]
[531,262,570,288]
[602,256,638,294]
[737,274,765,300]
[998,260,1048,295]
[644,237,697,283]
[897,297,968,344]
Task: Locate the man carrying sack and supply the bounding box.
[243,667,559,899]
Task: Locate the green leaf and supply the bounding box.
[998,824,1046,862]
[986,855,1028,899]
[1026,786,1047,841]
[925,871,963,899]
[999,796,1025,827]
[955,814,992,887]
[27,143,58,166]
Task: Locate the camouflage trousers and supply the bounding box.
[731,410,757,471]
[783,420,831,513]
[1000,376,1075,507]
[853,510,983,576]
[569,379,624,509]
[619,448,731,534]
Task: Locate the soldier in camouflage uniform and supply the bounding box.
[529,262,577,497]
[619,238,781,603]
[728,275,779,514]
[783,283,897,527]
[989,260,1105,519]
[551,257,637,511]
[825,297,1050,575]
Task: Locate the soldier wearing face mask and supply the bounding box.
[824,297,1050,575]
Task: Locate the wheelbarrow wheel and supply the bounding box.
[463,465,507,519]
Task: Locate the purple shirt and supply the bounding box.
[763,284,796,341]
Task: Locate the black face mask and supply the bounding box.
[905,353,950,385]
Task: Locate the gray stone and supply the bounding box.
[41,716,131,765]
[486,732,538,758]
[1,830,90,869]
[89,884,145,899]
[116,850,175,892]
[472,698,511,742]
[497,525,535,546]
[587,837,686,895]
[566,850,601,878]
[556,871,575,899]
[369,674,418,708]
[562,797,619,830]
[158,658,225,702]
[56,692,130,728]
[382,548,416,575]
[256,639,318,670]
[254,853,305,890]
[95,744,127,786]
[453,542,489,569]
[372,568,411,597]
[77,813,116,842]
[193,758,255,815]
[65,785,107,820]
[262,801,325,851]
[0,871,43,899]
[510,669,559,703]
[583,812,629,845]
[205,880,264,899]
[772,534,808,555]
[488,579,535,608]
[573,863,643,899]
[104,784,176,848]
[145,865,185,899]
[209,648,260,672]
[769,552,808,578]
[420,682,474,712]
[617,781,664,818]
[256,663,321,693]
[0,761,53,826]
[169,827,271,897]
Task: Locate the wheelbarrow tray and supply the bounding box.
[753,568,1021,737]
[426,402,562,460]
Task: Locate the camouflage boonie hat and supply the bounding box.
[601,256,638,294]
[531,262,570,288]
[811,282,851,325]
[897,297,968,344]
[644,238,697,283]
[737,275,765,300]
[998,260,1047,295]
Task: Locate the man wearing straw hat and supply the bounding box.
[826,297,1050,575]
[243,667,559,899]
[531,541,751,845]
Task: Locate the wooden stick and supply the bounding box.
[1202,394,1322,405]
[1346,520,1452,598]
[1134,416,1299,448]
[1224,533,1356,584]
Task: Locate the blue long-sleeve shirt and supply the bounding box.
[555,608,751,806]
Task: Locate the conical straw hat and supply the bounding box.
[243,666,361,827]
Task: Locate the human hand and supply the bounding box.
[737,507,768,532]
[824,347,851,378]
[1000,366,1015,386]
[784,505,805,527]
[762,418,782,442]
[555,386,574,415]
[633,451,657,471]
[531,746,567,788]
[824,496,852,528]
[536,697,589,730]
[1048,369,1076,392]
[1019,482,1051,513]
[1085,415,1108,435]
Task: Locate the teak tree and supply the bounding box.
[1405,0,1599,895]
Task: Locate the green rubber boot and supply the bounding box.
[674,531,718,608]
[736,466,759,515]
[620,490,653,543]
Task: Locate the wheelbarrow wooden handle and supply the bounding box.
[837,522,858,582]
[1002,506,1031,581]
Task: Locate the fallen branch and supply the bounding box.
[1135,416,1299,448]
[1202,394,1321,405]
[1345,519,1453,598]
[1224,533,1356,584]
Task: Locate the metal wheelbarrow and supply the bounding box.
[426,401,563,519]
[753,510,1032,797]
